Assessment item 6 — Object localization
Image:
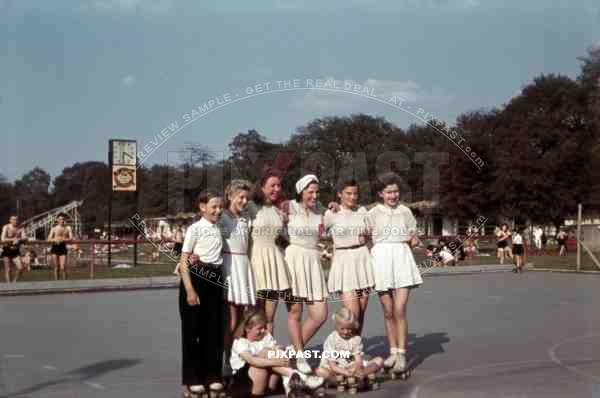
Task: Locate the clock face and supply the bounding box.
[112,140,137,165]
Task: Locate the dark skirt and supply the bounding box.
[512,244,524,255]
[497,240,508,249]
[174,242,183,256]
[50,242,68,256]
[1,245,20,259]
[179,263,225,386]
[230,364,252,398]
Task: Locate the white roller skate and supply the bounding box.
[391,350,411,380]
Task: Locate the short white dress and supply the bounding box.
[284,201,329,301]
[324,206,375,293]
[365,204,423,291]
[246,202,291,292]
[219,212,257,305]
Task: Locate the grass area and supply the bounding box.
[7,249,599,284]
[16,262,177,282]
[527,253,600,271]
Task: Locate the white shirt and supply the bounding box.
[181,218,223,264]
[319,331,363,369]
[439,249,455,262]
[324,206,368,248]
[230,333,277,372]
[365,204,417,244]
[512,233,523,245]
[219,212,251,254]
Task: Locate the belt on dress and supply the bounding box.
[335,243,366,250]
[290,243,319,251]
[188,261,221,270]
[223,251,247,256]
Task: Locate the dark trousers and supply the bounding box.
[179,264,225,386]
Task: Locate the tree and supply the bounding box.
[14,167,52,221]
[52,162,110,231]
[439,110,500,221]
[0,174,15,223]
[494,74,594,227]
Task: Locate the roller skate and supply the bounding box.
[335,375,347,392]
[286,372,325,398]
[390,351,411,380]
[208,382,228,398]
[367,373,380,390]
[188,385,207,398]
[346,376,359,394]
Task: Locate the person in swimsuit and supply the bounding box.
[1,215,27,283]
[47,213,73,280]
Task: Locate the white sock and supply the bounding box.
[397,348,406,355]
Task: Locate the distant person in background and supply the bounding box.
[465,238,477,259]
[534,226,543,251]
[556,229,567,256]
[47,213,73,280]
[2,215,27,282]
[512,227,525,273]
[173,224,184,257]
[541,230,547,250]
[496,224,511,264]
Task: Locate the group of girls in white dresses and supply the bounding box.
[176,171,423,397]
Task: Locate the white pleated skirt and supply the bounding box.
[223,253,257,305]
[327,246,375,293]
[285,245,329,301]
[371,242,423,291]
[250,242,291,292]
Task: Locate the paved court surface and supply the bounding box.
[1,272,599,397]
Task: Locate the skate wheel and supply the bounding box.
[315,387,326,397]
[337,385,346,392]
[372,382,380,390]
[390,372,397,380]
[349,387,358,394]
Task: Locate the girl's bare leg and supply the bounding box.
[378,291,398,349]
[358,291,370,335]
[247,366,269,395]
[286,301,304,350]
[258,290,279,334]
[393,288,410,351]
[302,300,327,345]
[341,291,360,325]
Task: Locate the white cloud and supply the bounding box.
[121,74,136,87]
[291,78,453,117]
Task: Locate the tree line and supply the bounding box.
[1,45,599,232]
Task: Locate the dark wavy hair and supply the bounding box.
[374,172,402,200]
[251,169,284,206]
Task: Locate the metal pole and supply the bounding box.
[133,163,139,267]
[576,203,582,272]
[108,142,113,268]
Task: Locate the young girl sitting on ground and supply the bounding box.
[230,310,324,397]
[315,307,383,381]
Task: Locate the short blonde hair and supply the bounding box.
[224,179,253,209]
[332,307,359,330]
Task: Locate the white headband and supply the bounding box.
[295,174,319,194]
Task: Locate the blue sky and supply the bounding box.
[1,0,599,182]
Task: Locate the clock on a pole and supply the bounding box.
[110,139,137,192]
